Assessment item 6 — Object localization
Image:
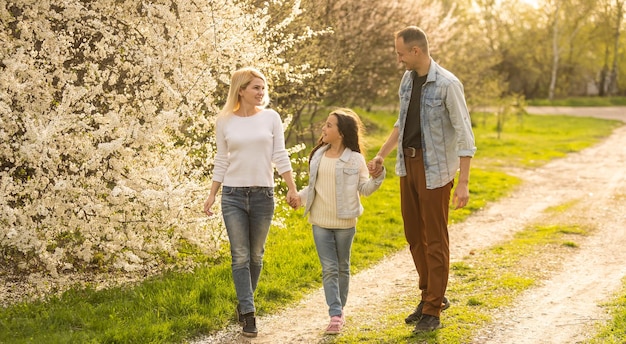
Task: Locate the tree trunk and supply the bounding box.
[608,0,623,95]
[600,45,610,96]
[548,2,561,101]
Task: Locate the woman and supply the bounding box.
[204,67,299,338]
[296,109,385,334]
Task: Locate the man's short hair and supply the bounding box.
[395,26,429,54]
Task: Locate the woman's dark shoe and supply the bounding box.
[242,312,258,337]
[235,304,244,324]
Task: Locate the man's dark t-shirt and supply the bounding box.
[403,71,428,149]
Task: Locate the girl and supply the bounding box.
[296,108,385,334]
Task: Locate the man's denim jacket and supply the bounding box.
[395,59,477,189]
[299,145,385,218]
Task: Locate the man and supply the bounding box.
[368,26,476,333]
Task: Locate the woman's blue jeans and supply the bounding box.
[313,225,356,317]
[221,186,275,315]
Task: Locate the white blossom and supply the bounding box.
[1,0,314,288]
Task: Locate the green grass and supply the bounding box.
[527,96,626,106]
[472,112,621,169]
[544,199,581,214]
[0,108,621,343]
[588,277,626,344]
[0,263,243,343]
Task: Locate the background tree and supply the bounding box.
[597,0,624,95]
[0,0,320,277]
[267,0,461,149]
[465,0,626,100]
[610,0,625,95]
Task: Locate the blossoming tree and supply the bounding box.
[0,0,318,277]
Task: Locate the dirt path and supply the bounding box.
[473,107,626,344]
[197,107,626,344]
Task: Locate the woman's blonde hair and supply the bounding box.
[218,67,270,117]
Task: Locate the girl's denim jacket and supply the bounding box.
[299,145,385,219]
[395,59,477,189]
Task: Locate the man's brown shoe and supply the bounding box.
[404,297,450,324]
[413,314,442,332]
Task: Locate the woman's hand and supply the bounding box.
[204,194,216,216]
[286,189,301,209]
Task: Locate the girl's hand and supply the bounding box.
[286,189,301,209]
[368,156,384,177]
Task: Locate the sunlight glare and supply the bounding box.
[520,0,540,9]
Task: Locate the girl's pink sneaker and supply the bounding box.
[325,315,343,335]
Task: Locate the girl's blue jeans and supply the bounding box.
[313,225,356,317]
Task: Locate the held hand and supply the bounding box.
[204,194,216,216]
[451,182,469,209]
[286,189,301,209]
[367,156,384,178]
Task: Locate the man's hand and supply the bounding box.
[368,156,384,178]
[451,181,469,209]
